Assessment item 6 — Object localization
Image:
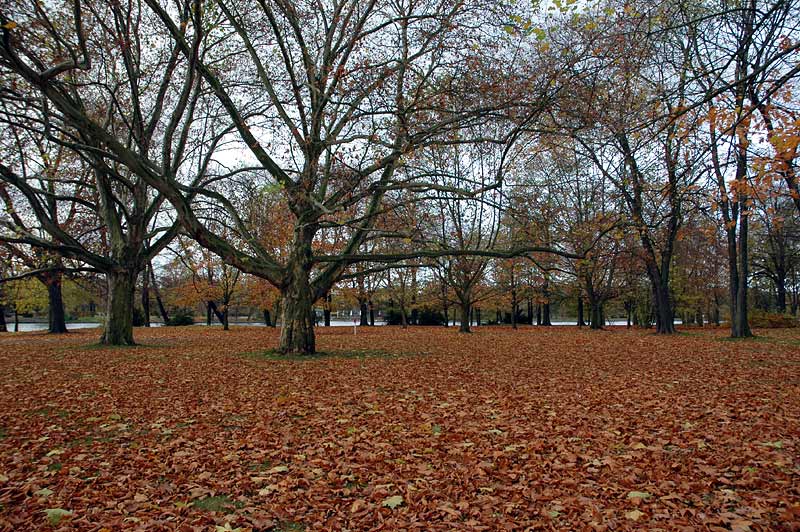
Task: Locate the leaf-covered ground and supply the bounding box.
[0,325,798,531]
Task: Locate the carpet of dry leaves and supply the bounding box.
[0,325,798,531]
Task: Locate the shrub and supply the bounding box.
[748,310,798,329]
[166,309,195,326]
[417,307,445,326]
[384,308,406,326]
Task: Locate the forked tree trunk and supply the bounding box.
[101,270,136,345]
[44,272,68,334]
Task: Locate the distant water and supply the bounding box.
[3,322,104,332]
[2,319,381,332]
[2,318,676,332]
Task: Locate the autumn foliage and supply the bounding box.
[0,326,798,530]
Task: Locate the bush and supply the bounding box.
[384,308,406,326]
[384,307,444,326]
[748,310,798,329]
[417,307,445,326]
[166,308,195,326]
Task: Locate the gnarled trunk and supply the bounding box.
[101,270,136,345]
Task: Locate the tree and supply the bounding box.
[0,0,194,344]
[1,0,575,353]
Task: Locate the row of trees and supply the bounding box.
[1,0,799,353]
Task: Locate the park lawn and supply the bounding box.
[0,325,798,531]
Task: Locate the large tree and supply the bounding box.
[1,0,572,353]
[0,0,192,344]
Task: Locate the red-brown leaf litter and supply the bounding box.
[0,326,798,531]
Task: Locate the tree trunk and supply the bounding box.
[733,209,752,337]
[222,305,229,331]
[0,302,6,332]
[324,293,331,327]
[279,276,316,355]
[651,278,675,334]
[542,303,551,326]
[511,288,518,330]
[359,300,369,326]
[100,270,136,345]
[536,304,542,326]
[541,277,552,326]
[150,266,169,324]
[590,300,603,330]
[14,308,19,332]
[273,298,281,327]
[141,266,151,327]
[459,299,471,333]
[475,308,481,326]
[45,272,68,334]
[208,301,225,324]
[369,300,375,326]
[206,303,212,326]
[776,272,787,313]
[263,308,272,327]
[577,296,586,327]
